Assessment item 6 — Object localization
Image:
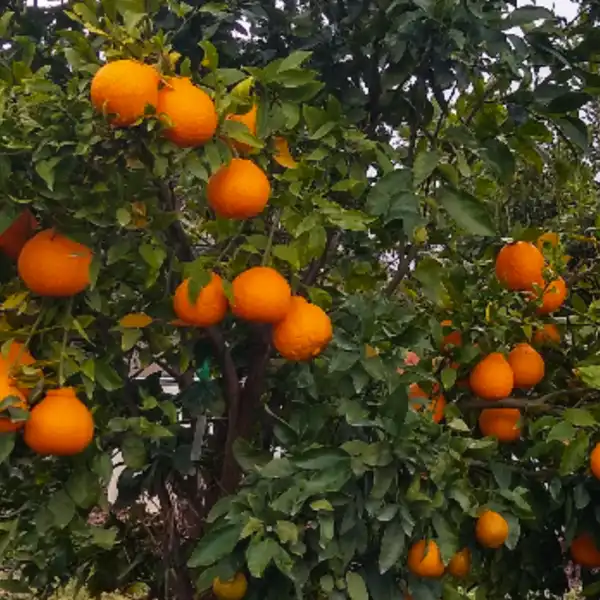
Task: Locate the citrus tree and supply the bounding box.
[3,1,600,600]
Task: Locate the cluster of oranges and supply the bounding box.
[173,267,332,361]
[406,510,508,585]
[0,341,94,456]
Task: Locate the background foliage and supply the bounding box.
[2,0,600,599]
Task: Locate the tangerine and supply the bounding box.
[532,323,560,346]
[273,137,298,168]
[272,297,332,361]
[231,267,291,323]
[91,59,159,127]
[495,242,544,291]
[212,572,248,600]
[469,353,514,401]
[173,274,227,327]
[18,229,92,297]
[535,278,567,315]
[507,343,545,388]
[571,533,600,568]
[475,510,509,549]
[0,379,27,433]
[479,408,521,443]
[440,320,462,352]
[0,210,37,261]
[23,388,94,456]
[225,104,257,154]
[537,232,559,252]
[408,383,446,423]
[0,340,36,396]
[447,548,471,578]
[590,443,600,479]
[407,540,444,578]
[207,159,271,219]
[157,76,217,147]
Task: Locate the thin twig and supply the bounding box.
[58,297,74,386]
[385,242,418,296]
[262,209,280,266]
[461,388,591,410]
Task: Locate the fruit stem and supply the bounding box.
[12,300,46,369]
[262,209,280,266]
[58,297,74,386]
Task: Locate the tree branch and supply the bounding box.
[460,388,592,410]
[158,181,195,263]
[385,241,418,296]
[302,229,342,287]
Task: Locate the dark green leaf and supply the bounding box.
[188,523,243,568]
[378,521,405,574]
[438,188,495,236]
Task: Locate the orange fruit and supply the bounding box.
[407,540,444,578]
[273,137,298,168]
[90,59,159,127]
[469,353,514,401]
[0,210,37,261]
[440,320,462,352]
[231,267,291,323]
[536,232,559,251]
[272,297,332,361]
[447,548,471,578]
[157,76,217,147]
[173,274,227,327]
[495,242,544,291]
[0,378,27,433]
[0,340,36,396]
[24,388,94,456]
[507,343,545,388]
[479,408,521,443]
[225,104,257,153]
[18,229,92,297]
[212,572,248,600]
[571,534,600,568]
[591,443,600,479]
[207,158,271,220]
[535,278,567,315]
[475,510,509,549]
[409,383,446,423]
[532,323,560,346]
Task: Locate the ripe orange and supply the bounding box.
[532,323,560,346]
[0,340,36,396]
[207,159,271,220]
[507,343,545,388]
[173,274,227,327]
[226,104,257,153]
[535,278,567,315]
[407,540,444,578]
[475,510,509,549]
[272,297,332,361]
[447,548,471,578]
[0,210,37,261]
[571,533,600,568]
[479,408,521,443]
[24,388,94,456]
[409,383,446,423]
[440,320,462,352]
[495,242,544,291]
[0,379,27,433]
[273,137,298,168]
[212,572,248,600]
[90,59,159,127]
[591,443,600,479]
[469,353,514,401]
[157,76,217,147]
[536,232,559,252]
[231,267,291,323]
[18,229,92,297]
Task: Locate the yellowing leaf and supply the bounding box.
[273,137,298,169]
[2,292,28,311]
[119,313,153,329]
[365,344,379,358]
[485,303,492,323]
[231,76,255,100]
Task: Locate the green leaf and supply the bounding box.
[413,150,440,187]
[310,499,334,512]
[35,158,60,191]
[295,448,350,470]
[221,120,263,148]
[504,5,554,27]
[276,520,298,544]
[246,537,279,577]
[188,523,243,568]
[48,491,76,529]
[555,116,589,152]
[576,365,600,389]
[122,328,142,352]
[121,434,147,469]
[279,51,312,72]
[441,367,457,390]
[199,40,219,70]
[378,521,405,574]
[346,572,369,600]
[547,421,575,443]
[560,431,589,476]
[184,152,209,180]
[0,11,14,37]
[564,408,596,427]
[90,526,118,549]
[546,92,592,114]
[0,433,15,464]
[438,187,495,236]
[139,243,166,270]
